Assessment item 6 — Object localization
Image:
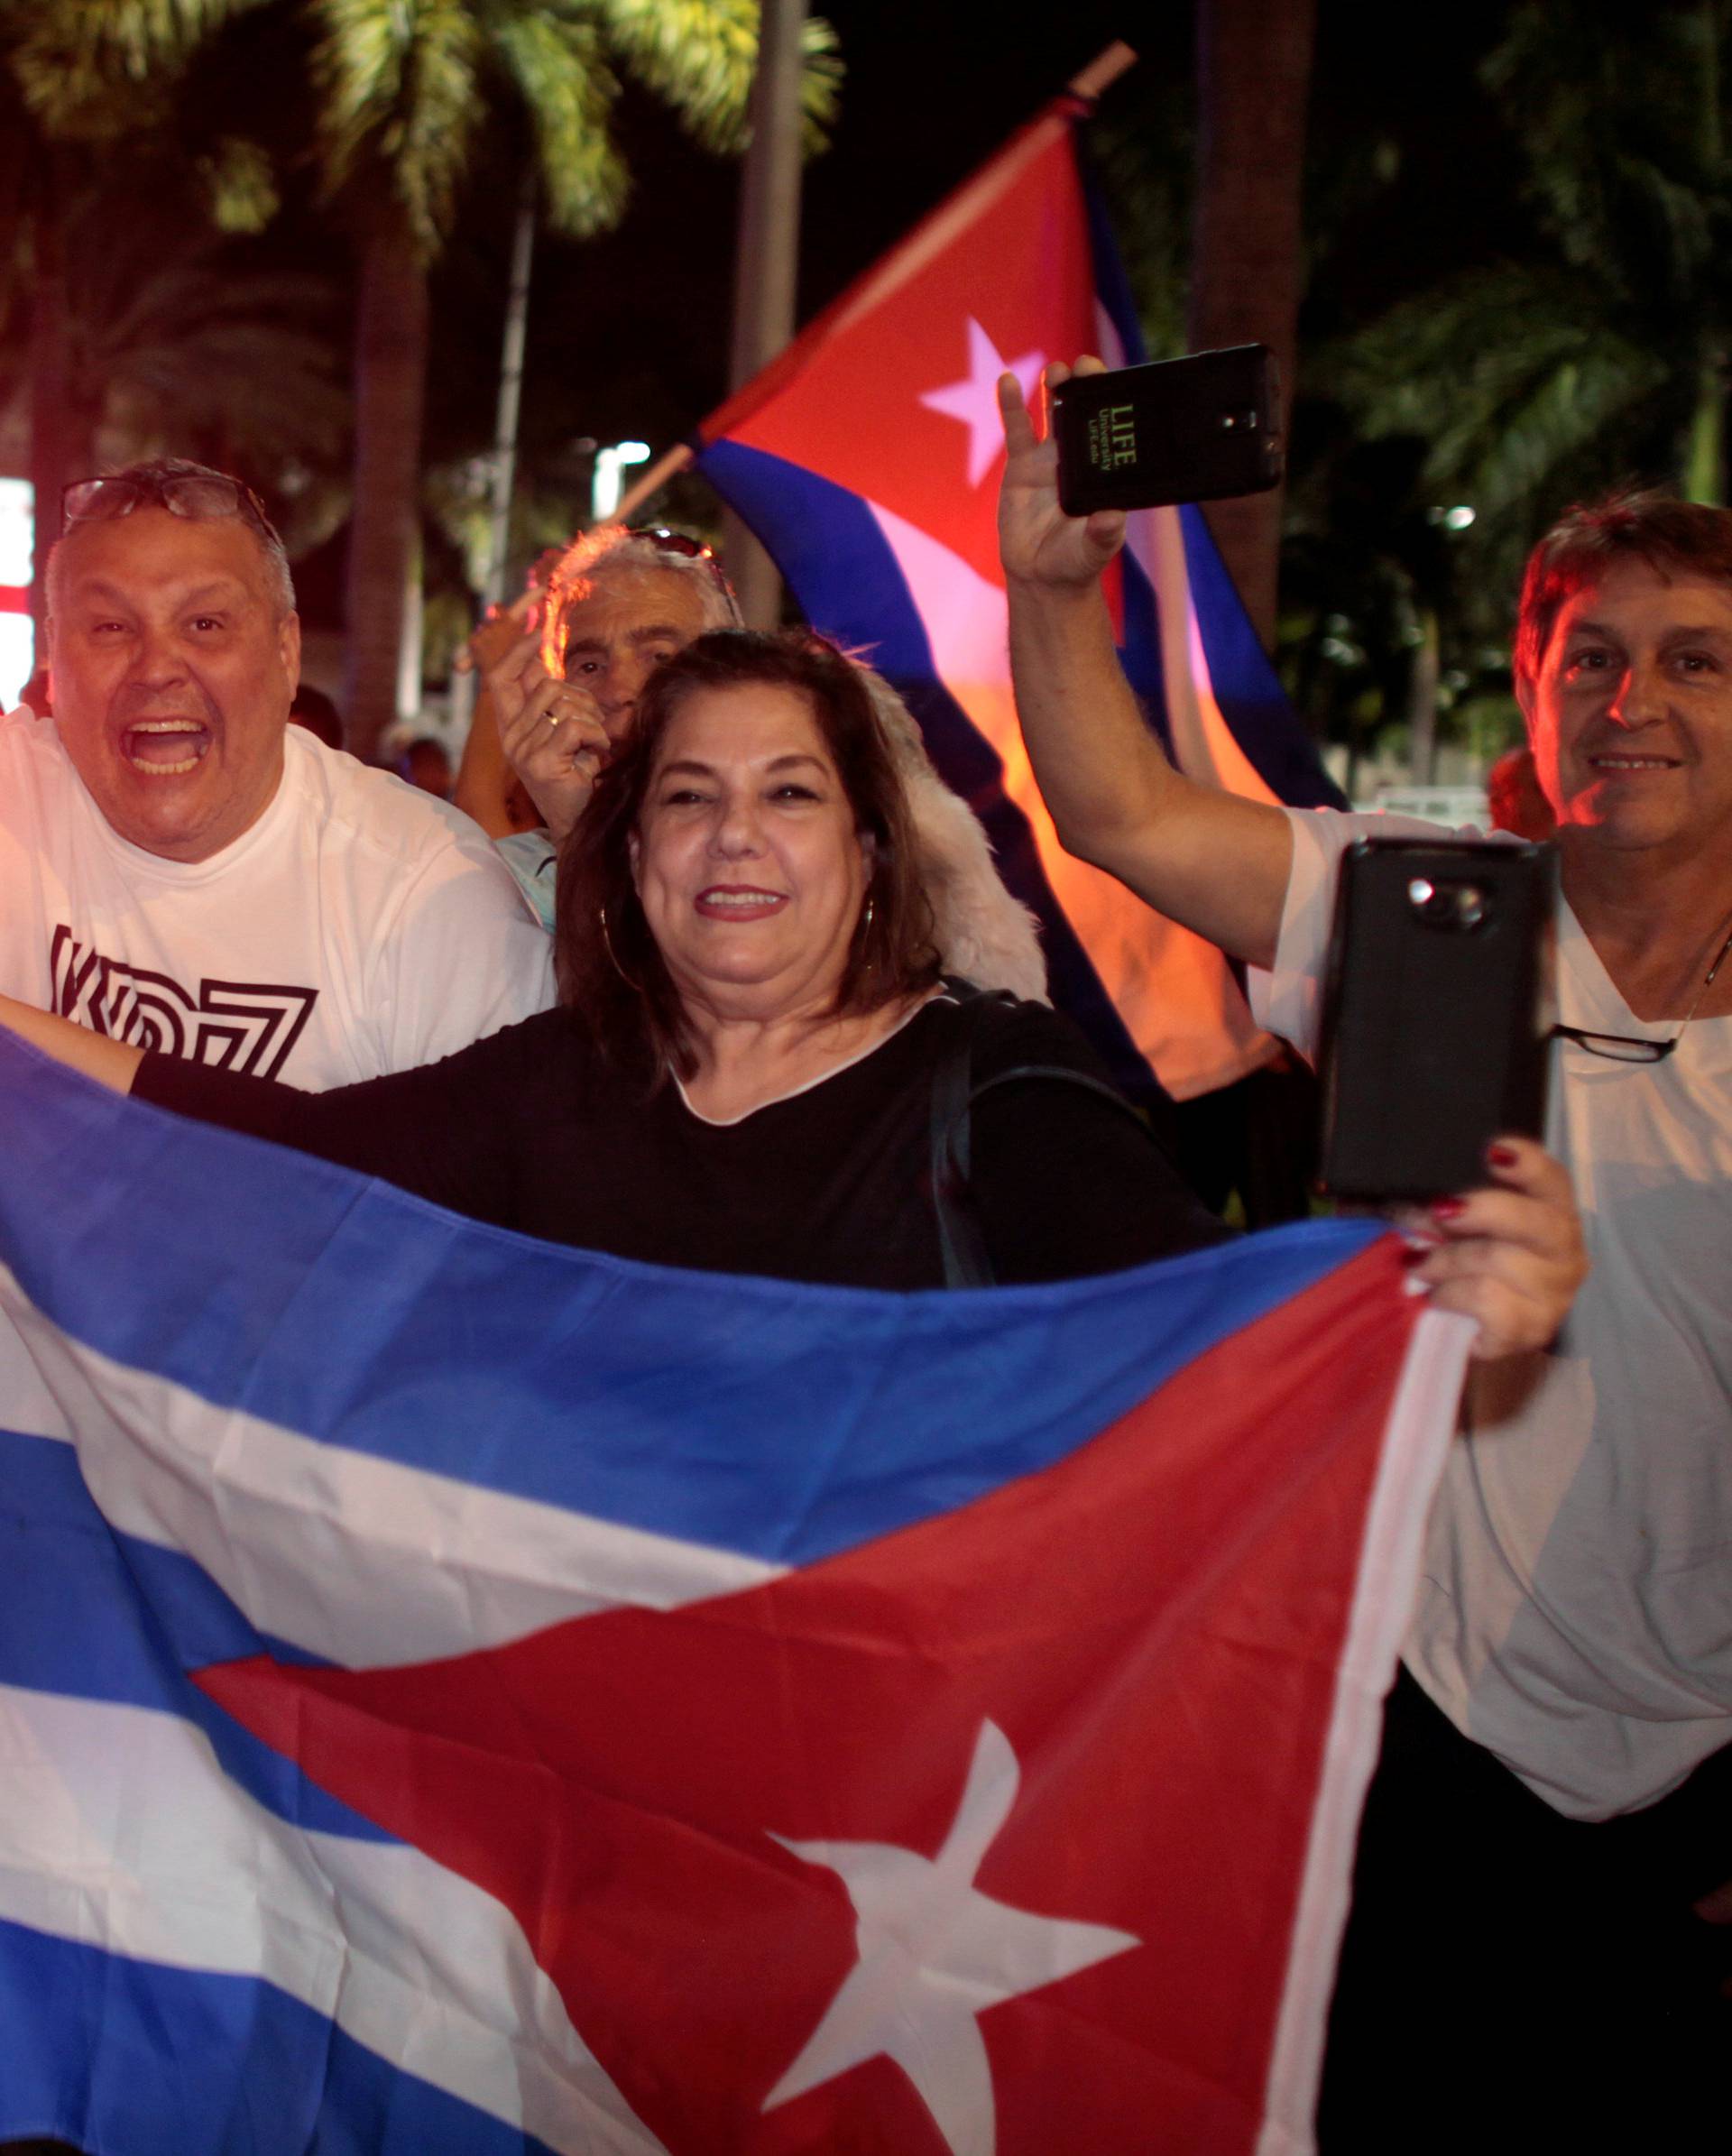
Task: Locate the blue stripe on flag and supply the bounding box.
[1179,506,1346,809]
[0,1426,396,1841]
[694,438,1168,1101]
[0,1919,558,2156]
[1077,125,1347,815]
[1077,133,1149,367]
[1,1030,1383,1568]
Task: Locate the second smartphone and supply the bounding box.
[1315,838,1553,1204]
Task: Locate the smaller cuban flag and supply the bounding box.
[0,1027,1468,2154]
[692,90,1345,1109]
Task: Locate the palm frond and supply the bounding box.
[309,0,484,250]
[8,0,265,138]
[1481,0,1726,302]
[196,134,279,233]
[1310,254,1676,619]
[587,0,757,148]
[490,11,626,236]
[590,0,840,154]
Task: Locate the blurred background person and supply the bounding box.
[394,733,453,798]
[1484,742,1556,841]
[288,684,344,752]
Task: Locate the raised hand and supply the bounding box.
[485,619,613,844]
[996,359,1127,592]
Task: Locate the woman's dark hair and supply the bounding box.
[556,630,940,1079]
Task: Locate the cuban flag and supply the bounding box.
[0,1027,1469,2154]
[693,98,1344,1108]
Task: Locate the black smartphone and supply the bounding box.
[1316,839,1553,1203]
[1050,346,1283,516]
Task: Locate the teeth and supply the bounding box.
[704,890,780,908]
[126,752,201,775]
[124,719,207,777]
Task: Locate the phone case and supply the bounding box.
[1316,840,1552,1202]
[1051,346,1283,516]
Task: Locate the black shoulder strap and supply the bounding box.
[928,990,1156,1288]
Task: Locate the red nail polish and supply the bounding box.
[1432,1196,1468,1221]
[1487,1142,1518,1168]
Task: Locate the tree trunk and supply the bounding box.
[28,173,79,646]
[1686,14,1724,504]
[1685,350,1724,504]
[344,220,429,761]
[1187,0,1317,651]
[1406,606,1440,787]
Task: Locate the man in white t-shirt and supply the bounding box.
[10,460,553,1089]
[997,368,1730,2146]
[0,463,557,2156]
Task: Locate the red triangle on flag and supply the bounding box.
[199,1240,1416,2154]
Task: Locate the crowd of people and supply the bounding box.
[0,357,1725,2149]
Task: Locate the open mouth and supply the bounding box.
[123,720,212,777]
[696,885,787,920]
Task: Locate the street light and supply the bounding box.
[592,442,651,523]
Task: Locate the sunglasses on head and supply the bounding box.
[631,527,739,606]
[61,472,283,548]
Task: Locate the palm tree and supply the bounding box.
[304,0,840,758]
[1311,0,1732,625]
[1,0,266,629]
[1187,0,1318,650]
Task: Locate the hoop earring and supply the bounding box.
[598,905,641,993]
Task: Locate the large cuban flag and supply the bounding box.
[692,94,1345,1108]
[0,1027,1469,2155]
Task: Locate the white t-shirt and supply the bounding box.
[1255,807,1732,1820]
[0,708,555,1086]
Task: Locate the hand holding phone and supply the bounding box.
[1317,839,1552,1202]
[1051,346,1283,517]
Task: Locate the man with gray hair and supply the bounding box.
[454,524,743,909]
[7,457,552,1087]
[461,525,1047,999]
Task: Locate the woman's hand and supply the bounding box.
[996,357,1127,592]
[484,620,613,845]
[1401,1137,1589,1361]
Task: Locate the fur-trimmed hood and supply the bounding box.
[860,668,1048,1004]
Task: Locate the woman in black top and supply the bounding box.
[1,632,1582,1338]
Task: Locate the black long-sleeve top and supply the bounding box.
[134,988,1227,1290]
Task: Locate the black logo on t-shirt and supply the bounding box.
[50,925,318,1079]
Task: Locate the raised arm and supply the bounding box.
[998,362,1293,970]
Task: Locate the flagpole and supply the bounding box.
[1068,40,1138,99]
[611,443,694,527]
[611,41,1138,541]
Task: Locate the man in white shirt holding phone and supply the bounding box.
[999,362,1731,2150]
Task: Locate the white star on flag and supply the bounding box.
[762,1719,1140,2156]
[919,321,1046,488]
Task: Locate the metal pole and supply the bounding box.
[723,0,807,628]
[484,165,538,608]
[450,164,538,732]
